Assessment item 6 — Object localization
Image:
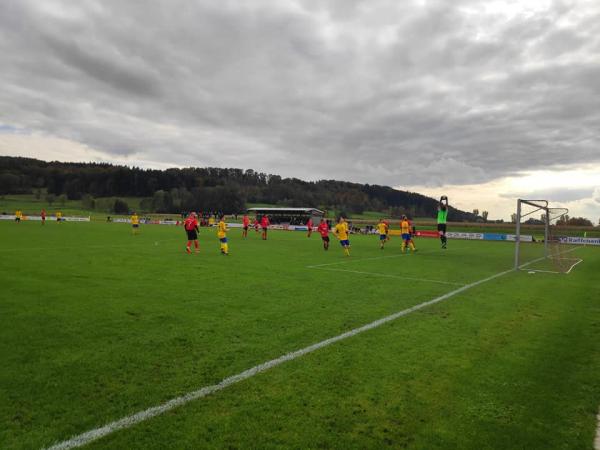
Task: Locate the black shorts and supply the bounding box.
[437,223,447,233]
[262,227,268,232]
[243,226,248,231]
[133,224,139,228]
[186,229,198,240]
[321,236,330,242]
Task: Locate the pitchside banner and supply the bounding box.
[559,236,600,246]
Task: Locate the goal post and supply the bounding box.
[514,199,549,270]
[514,199,574,273]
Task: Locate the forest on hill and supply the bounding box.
[0,156,477,220]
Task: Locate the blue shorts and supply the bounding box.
[340,239,350,247]
[379,234,386,241]
[402,233,411,241]
[220,237,228,243]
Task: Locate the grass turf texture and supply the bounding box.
[1,221,599,449]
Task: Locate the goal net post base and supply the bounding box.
[514,199,573,273]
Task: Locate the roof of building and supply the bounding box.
[247,207,324,215]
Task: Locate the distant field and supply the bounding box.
[1,220,599,449]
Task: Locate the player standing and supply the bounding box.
[56,211,62,223]
[242,214,250,238]
[400,215,417,253]
[131,212,140,235]
[437,196,449,249]
[184,212,200,254]
[306,218,313,237]
[254,216,260,234]
[376,218,388,249]
[217,215,229,255]
[41,209,46,225]
[260,215,270,240]
[317,218,330,250]
[15,210,22,223]
[333,216,351,256]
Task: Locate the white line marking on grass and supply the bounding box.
[310,267,465,286]
[44,264,515,450]
[306,247,463,268]
[594,407,600,450]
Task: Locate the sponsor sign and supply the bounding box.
[447,232,484,240]
[559,236,600,246]
[414,230,439,238]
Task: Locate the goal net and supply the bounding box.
[514,199,580,273]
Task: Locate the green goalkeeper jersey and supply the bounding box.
[437,208,448,224]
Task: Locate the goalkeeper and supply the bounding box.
[437,196,448,249]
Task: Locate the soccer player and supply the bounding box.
[56,211,62,223]
[260,215,270,240]
[383,219,390,241]
[317,218,330,250]
[306,217,313,238]
[333,216,351,256]
[184,212,200,254]
[254,216,260,234]
[131,212,140,235]
[376,218,388,249]
[242,214,250,238]
[41,209,46,225]
[400,215,416,253]
[217,214,229,255]
[15,210,22,223]
[437,196,449,249]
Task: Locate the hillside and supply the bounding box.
[0,156,476,220]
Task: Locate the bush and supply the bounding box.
[81,194,95,210]
[113,198,129,214]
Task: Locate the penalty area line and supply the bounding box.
[45,265,514,450]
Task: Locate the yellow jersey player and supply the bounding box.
[400,215,416,253]
[376,218,388,249]
[56,211,62,223]
[131,212,140,235]
[333,217,350,256]
[217,215,229,255]
[15,210,22,223]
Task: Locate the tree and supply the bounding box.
[81,194,95,210]
[511,213,517,224]
[481,211,488,222]
[46,193,56,205]
[57,194,67,206]
[113,198,129,214]
[472,208,479,216]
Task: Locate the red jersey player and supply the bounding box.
[183,212,200,254]
[260,215,270,240]
[317,219,330,250]
[242,214,250,238]
[306,218,313,237]
[41,209,46,225]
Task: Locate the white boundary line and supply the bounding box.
[45,264,515,450]
[309,267,465,286]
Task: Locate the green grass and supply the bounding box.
[1,221,599,449]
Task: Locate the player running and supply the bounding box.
[333,216,351,256]
[56,211,62,223]
[306,218,313,237]
[260,215,270,240]
[184,212,200,254]
[437,196,449,249]
[317,218,330,250]
[131,212,140,235]
[41,209,46,225]
[400,215,417,253]
[376,218,388,249]
[242,214,250,238]
[217,215,229,255]
[15,210,22,223]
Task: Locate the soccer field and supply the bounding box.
[1,221,599,449]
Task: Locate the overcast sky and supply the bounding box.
[1,0,599,220]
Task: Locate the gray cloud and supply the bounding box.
[500,187,595,203]
[1,0,600,187]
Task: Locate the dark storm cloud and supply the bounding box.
[1,0,600,186]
